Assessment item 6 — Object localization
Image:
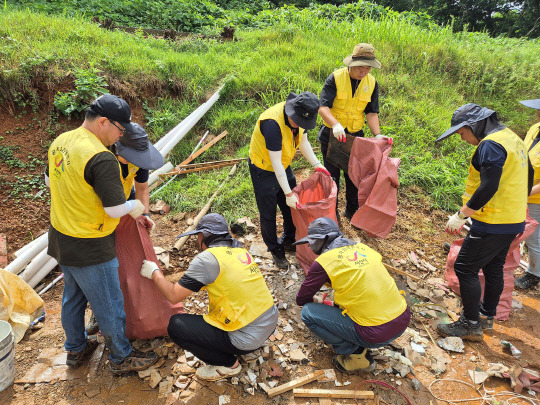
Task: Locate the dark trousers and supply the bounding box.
[319,126,363,214]
[168,313,251,367]
[249,161,296,253]
[454,230,516,321]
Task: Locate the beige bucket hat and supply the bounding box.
[343,43,381,69]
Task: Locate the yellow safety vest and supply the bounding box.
[524,123,540,204]
[49,127,121,238]
[324,67,376,133]
[203,247,274,332]
[249,101,304,172]
[463,128,528,224]
[121,162,139,199]
[315,243,407,326]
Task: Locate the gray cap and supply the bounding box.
[176,213,230,239]
[520,99,540,110]
[115,123,164,170]
[284,92,320,130]
[293,217,342,246]
[435,103,496,143]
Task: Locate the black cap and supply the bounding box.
[176,213,230,239]
[284,92,320,130]
[89,94,136,134]
[435,103,495,143]
[115,123,164,170]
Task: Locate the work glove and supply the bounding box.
[445,211,467,235]
[322,293,334,306]
[143,214,156,234]
[314,163,331,177]
[286,193,299,209]
[332,123,346,142]
[374,134,393,144]
[141,259,160,279]
[128,199,145,219]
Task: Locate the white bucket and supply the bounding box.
[0,320,15,391]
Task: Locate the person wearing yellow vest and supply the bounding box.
[84,122,165,336]
[435,103,531,340]
[294,217,410,373]
[516,98,540,290]
[318,43,389,220]
[248,92,330,269]
[46,94,158,374]
[140,214,278,381]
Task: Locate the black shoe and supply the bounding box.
[479,305,494,330]
[66,339,99,367]
[271,248,289,269]
[514,272,540,290]
[110,349,158,375]
[437,316,483,341]
[278,235,296,252]
[85,313,99,335]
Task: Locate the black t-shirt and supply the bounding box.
[47,151,126,266]
[259,108,300,152]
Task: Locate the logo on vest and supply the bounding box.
[52,153,66,180]
[363,85,369,92]
[347,251,366,261]
[237,252,252,265]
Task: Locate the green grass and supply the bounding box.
[1,6,540,218]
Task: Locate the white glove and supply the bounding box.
[374,134,392,142]
[128,199,145,219]
[332,123,346,142]
[141,260,160,279]
[286,193,299,208]
[144,215,156,233]
[445,212,467,235]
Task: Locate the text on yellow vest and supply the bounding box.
[49,127,121,238]
[315,243,407,326]
[324,67,376,133]
[202,247,274,331]
[249,101,304,172]
[524,123,540,204]
[463,128,528,224]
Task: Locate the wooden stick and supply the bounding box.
[267,369,325,397]
[293,389,375,399]
[383,262,421,282]
[173,164,237,251]
[160,158,247,176]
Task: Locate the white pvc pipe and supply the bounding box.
[148,162,174,186]
[5,234,49,274]
[18,248,52,282]
[154,102,207,151]
[27,257,58,288]
[14,233,48,258]
[39,273,63,295]
[158,86,223,157]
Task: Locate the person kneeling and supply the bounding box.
[295,217,410,373]
[140,213,278,381]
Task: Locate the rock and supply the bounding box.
[175,363,195,375]
[85,388,101,398]
[187,218,194,226]
[149,370,163,388]
[231,377,239,385]
[138,368,155,379]
[277,301,288,310]
[268,380,278,388]
[438,337,465,353]
[411,378,421,391]
[282,324,294,333]
[218,395,231,405]
[289,349,307,363]
[158,379,173,398]
[249,242,271,259]
[320,369,336,382]
[274,331,284,341]
[246,387,255,395]
[165,391,181,405]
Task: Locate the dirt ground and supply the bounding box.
[1,106,540,405]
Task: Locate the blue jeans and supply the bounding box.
[525,203,540,277]
[301,303,397,355]
[61,258,132,363]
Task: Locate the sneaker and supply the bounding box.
[195,363,242,381]
[66,339,99,367]
[278,235,296,252]
[333,349,376,373]
[110,349,158,375]
[271,248,289,269]
[437,316,483,341]
[514,272,540,290]
[479,313,494,330]
[85,313,99,335]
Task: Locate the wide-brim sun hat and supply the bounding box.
[435,103,496,143]
[520,99,540,110]
[343,43,382,69]
[89,94,137,134]
[176,213,230,239]
[114,123,164,170]
[284,92,320,130]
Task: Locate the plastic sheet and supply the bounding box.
[291,172,338,274]
[348,137,400,238]
[115,215,183,339]
[445,216,538,320]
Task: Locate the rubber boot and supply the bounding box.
[333,349,376,373]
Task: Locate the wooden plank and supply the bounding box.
[267,369,325,397]
[383,262,421,282]
[293,389,374,399]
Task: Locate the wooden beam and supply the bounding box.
[293,389,374,399]
[267,369,325,397]
[383,262,421,282]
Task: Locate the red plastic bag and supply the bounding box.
[291,172,338,274]
[348,137,400,238]
[445,216,537,320]
[115,215,183,339]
